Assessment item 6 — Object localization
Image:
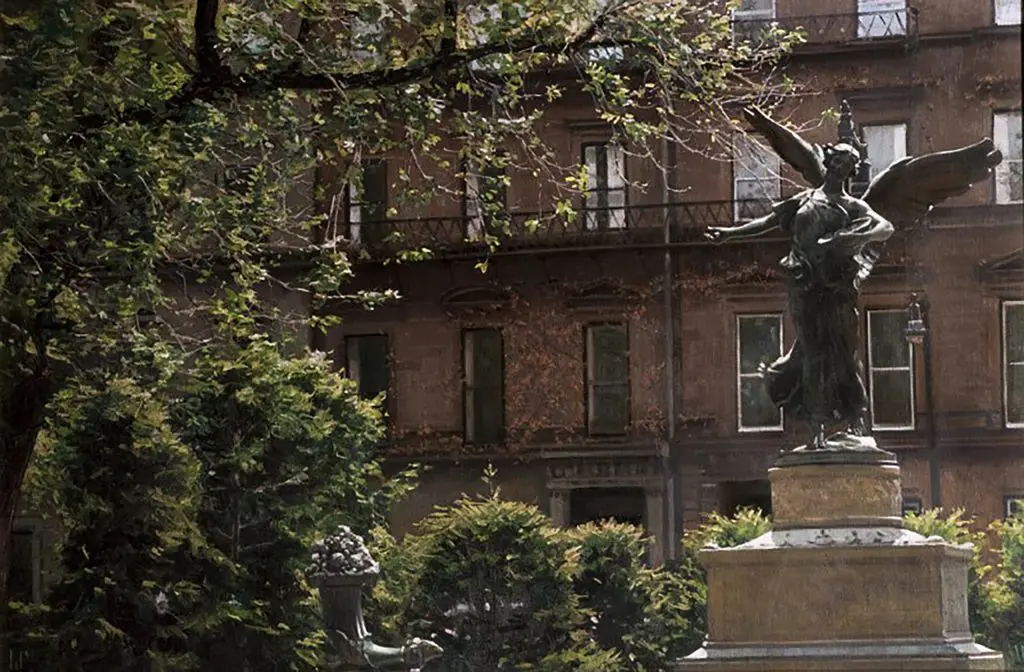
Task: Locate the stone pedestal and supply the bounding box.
[673,439,1003,671]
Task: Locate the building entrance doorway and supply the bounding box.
[569,487,646,527]
[718,479,772,516]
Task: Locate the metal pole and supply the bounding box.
[923,310,940,509]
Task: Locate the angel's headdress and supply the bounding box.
[822,142,862,178]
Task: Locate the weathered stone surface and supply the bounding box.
[770,460,902,529]
[674,457,1005,672]
[676,639,1004,671]
[702,543,971,643]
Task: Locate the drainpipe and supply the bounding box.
[661,138,676,443]
[660,130,678,559]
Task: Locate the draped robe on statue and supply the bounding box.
[761,190,881,430]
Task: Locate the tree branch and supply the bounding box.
[74,15,610,134]
[266,18,609,91]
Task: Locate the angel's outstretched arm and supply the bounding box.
[705,210,780,243]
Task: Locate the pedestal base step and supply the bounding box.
[673,638,1004,671]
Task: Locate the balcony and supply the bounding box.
[733,8,919,55]
[339,199,776,260]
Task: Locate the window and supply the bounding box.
[732,0,775,40]
[901,496,923,515]
[733,135,779,222]
[586,324,629,435]
[465,161,508,239]
[867,309,915,430]
[862,123,907,180]
[1006,495,1024,518]
[346,334,391,402]
[996,0,1021,26]
[857,0,907,39]
[1004,301,1024,427]
[224,164,256,194]
[994,111,1023,204]
[466,4,506,71]
[737,314,784,431]
[463,329,504,444]
[588,0,624,61]
[352,19,384,64]
[583,143,626,230]
[346,158,388,244]
[9,528,38,604]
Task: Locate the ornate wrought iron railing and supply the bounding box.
[340,199,776,259]
[733,8,919,48]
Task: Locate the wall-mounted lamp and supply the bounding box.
[904,292,939,508]
[905,293,928,346]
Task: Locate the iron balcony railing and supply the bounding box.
[732,8,919,49]
[336,199,775,259]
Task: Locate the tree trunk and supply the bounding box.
[0,370,53,672]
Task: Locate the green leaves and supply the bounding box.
[33,373,204,670]
[165,337,413,669]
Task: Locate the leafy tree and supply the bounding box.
[903,508,992,639]
[671,507,772,654]
[569,522,650,664]
[1,0,797,664]
[31,373,205,671]
[977,513,1024,666]
[391,494,609,670]
[169,337,417,670]
[569,522,708,669]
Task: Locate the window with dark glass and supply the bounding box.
[732,0,775,41]
[463,329,504,444]
[582,143,626,230]
[346,158,388,244]
[465,161,508,239]
[224,164,256,194]
[586,323,629,435]
[1004,301,1024,427]
[9,529,36,604]
[345,334,390,402]
[867,309,915,430]
[736,314,783,431]
[901,496,923,515]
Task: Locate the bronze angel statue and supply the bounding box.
[706,107,1002,451]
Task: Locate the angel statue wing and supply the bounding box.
[854,139,1002,285]
[741,106,827,187]
[861,138,1003,229]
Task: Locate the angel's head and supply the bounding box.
[824,143,861,180]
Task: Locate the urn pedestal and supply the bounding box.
[673,443,1004,671]
[310,525,442,671]
[317,574,375,670]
